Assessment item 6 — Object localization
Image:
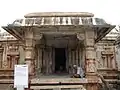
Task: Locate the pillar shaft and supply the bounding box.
[24,29,35,77]
[85,30,98,90]
[85,30,96,73]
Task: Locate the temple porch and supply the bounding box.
[35,33,85,76]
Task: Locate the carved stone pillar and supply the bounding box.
[35,45,43,76]
[19,45,25,64]
[34,34,43,76]
[76,33,85,66]
[24,29,35,77]
[2,44,8,69]
[0,47,3,68]
[85,30,98,90]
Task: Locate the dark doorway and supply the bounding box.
[55,48,66,73]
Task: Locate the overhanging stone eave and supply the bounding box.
[2,24,115,42]
[2,26,23,40]
[95,25,116,42]
[2,24,114,29]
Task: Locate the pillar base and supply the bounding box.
[86,73,99,90]
[86,73,98,82]
[25,59,35,78]
[86,83,98,90]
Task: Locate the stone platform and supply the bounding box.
[31,76,87,90]
[31,77,88,85]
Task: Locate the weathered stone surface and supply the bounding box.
[0,12,117,90]
[25,12,94,17]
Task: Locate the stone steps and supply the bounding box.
[0,84,13,90]
[31,78,88,85]
[105,79,118,84]
[103,74,118,79]
[30,85,86,90]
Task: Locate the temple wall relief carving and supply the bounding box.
[96,42,116,69]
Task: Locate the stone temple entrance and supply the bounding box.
[55,48,66,73]
[34,33,85,75]
[2,12,116,90]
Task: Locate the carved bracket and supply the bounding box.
[34,33,43,40]
[76,33,85,41]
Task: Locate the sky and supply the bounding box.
[0,0,120,27]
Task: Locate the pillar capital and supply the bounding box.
[84,30,95,47]
[34,33,43,45]
[24,27,34,37]
[34,33,43,40]
[76,33,85,41]
[25,39,36,47]
[85,30,95,39]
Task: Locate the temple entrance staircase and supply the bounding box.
[30,76,87,90]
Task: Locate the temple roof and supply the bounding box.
[104,29,119,40]
[2,12,115,42]
[10,12,109,26]
[24,12,94,18]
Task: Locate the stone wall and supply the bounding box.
[0,40,24,79]
[96,40,116,69]
[96,40,119,90]
[115,45,120,71]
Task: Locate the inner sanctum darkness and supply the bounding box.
[55,48,66,73]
